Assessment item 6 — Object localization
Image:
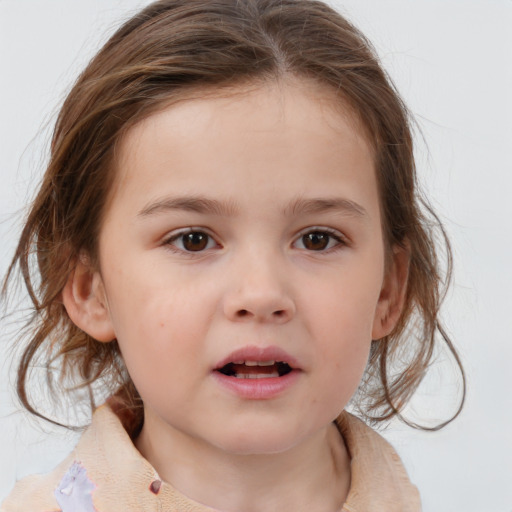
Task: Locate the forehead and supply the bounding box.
[107,79,378,219]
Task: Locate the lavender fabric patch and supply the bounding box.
[54,461,97,512]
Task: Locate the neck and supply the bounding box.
[135,417,350,512]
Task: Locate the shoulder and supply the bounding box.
[1,455,75,512]
[1,405,169,512]
[336,411,422,512]
[0,407,110,512]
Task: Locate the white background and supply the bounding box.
[1,1,511,510]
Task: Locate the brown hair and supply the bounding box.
[4,0,464,430]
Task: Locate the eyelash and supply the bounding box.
[163,228,219,254]
[162,227,348,254]
[293,227,347,253]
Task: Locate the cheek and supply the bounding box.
[302,263,383,389]
[111,297,201,406]
[102,266,216,377]
[306,265,384,343]
[111,295,196,355]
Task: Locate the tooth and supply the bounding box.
[244,360,275,366]
[233,360,244,365]
[234,372,280,379]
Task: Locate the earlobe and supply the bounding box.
[372,244,410,340]
[62,257,116,343]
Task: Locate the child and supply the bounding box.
[1,0,465,510]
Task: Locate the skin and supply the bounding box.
[64,79,408,512]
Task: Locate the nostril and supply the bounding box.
[230,307,292,321]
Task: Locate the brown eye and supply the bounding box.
[166,230,217,252]
[182,232,209,251]
[302,232,329,250]
[294,230,343,251]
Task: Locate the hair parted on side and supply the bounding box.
[3,0,465,431]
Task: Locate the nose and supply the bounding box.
[222,252,296,324]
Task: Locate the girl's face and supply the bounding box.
[76,81,405,455]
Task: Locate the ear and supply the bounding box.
[372,243,410,340]
[62,256,116,342]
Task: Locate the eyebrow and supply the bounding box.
[138,195,368,219]
[138,195,239,217]
[285,197,368,218]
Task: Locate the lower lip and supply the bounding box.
[212,370,301,400]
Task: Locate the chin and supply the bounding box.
[220,438,297,456]
[211,423,306,456]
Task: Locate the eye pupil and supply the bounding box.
[303,232,329,250]
[183,232,208,251]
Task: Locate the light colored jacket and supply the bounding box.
[1,405,421,511]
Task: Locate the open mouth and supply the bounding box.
[216,360,293,379]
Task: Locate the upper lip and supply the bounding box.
[214,345,300,370]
